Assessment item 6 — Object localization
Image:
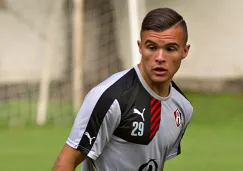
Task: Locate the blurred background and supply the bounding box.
[0,0,242,170]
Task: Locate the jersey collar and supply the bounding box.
[134,65,172,101]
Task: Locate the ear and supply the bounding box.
[137,40,142,54]
[182,44,190,59]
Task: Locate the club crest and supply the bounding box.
[174,109,182,127]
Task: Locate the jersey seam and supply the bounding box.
[76,73,132,155]
[118,79,139,99]
[77,145,91,154]
[166,151,180,160]
[66,138,78,148]
[171,81,192,106]
[171,87,193,110]
[87,150,99,160]
[66,139,93,155]
[116,78,139,114]
[85,99,121,160]
[107,99,121,140]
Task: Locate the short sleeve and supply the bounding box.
[165,127,186,160]
[166,106,193,160]
[66,87,121,160]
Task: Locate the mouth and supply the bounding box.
[152,67,168,75]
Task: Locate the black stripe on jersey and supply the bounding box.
[177,143,181,155]
[176,130,186,156]
[78,68,139,153]
[172,81,192,105]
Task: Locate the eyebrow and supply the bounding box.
[144,40,180,47]
[144,40,157,45]
[165,42,180,47]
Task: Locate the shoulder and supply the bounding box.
[171,81,193,125]
[74,68,138,129]
[84,68,139,108]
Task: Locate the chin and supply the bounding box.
[151,77,169,84]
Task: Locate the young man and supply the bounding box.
[52,8,193,171]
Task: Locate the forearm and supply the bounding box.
[52,163,76,171]
[52,157,78,171]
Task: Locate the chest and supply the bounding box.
[114,94,183,146]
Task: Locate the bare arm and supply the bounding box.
[52,144,86,171]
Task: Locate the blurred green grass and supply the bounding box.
[0,92,243,171]
[165,92,243,171]
[0,99,74,127]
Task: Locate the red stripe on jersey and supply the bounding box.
[150,98,156,105]
[150,115,161,131]
[150,123,160,139]
[150,107,161,122]
[149,98,162,139]
[150,100,160,114]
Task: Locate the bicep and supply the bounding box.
[52,144,86,171]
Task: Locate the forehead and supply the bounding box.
[141,26,185,45]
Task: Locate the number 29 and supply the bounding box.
[131,121,144,136]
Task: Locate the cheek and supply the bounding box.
[142,48,153,57]
[169,55,182,71]
[141,49,154,62]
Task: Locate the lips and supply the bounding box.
[152,67,168,75]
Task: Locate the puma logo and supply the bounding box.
[84,132,96,145]
[133,108,145,121]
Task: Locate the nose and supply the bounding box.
[155,50,165,63]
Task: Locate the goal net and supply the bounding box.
[0,0,122,127]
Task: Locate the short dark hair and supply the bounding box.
[141,8,188,43]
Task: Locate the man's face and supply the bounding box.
[137,25,190,85]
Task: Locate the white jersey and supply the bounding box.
[66,65,193,171]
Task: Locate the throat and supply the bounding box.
[151,83,170,97]
[138,64,171,98]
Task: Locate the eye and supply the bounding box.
[147,45,158,51]
[166,46,177,52]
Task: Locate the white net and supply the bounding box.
[0,0,122,127]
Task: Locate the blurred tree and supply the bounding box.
[0,0,7,10]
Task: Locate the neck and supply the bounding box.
[148,79,171,97]
[150,81,171,97]
[138,64,171,97]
